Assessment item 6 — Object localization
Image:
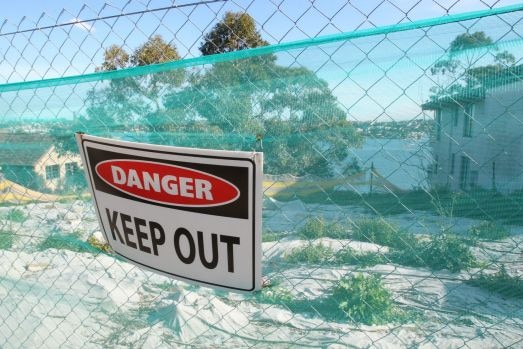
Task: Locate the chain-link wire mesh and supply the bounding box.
[1,1,523,348]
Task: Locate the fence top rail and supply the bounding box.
[0,2,522,94]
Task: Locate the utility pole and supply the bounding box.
[369,162,374,195]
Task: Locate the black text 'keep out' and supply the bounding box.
[105,209,240,272]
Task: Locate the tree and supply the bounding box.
[165,12,362,176]
[430,31,515,95]
[92,35,184,130]
[132,35,181,66]
[95,45,129,71]
[53,35,185,153]
[199,11,268,55]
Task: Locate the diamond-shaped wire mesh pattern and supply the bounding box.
[1,1,523,348]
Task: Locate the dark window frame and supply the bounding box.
[463,104,473,137]
[435,109,442,141]
[452,107,459,127]
[45,164,60,180]
[65,162,78,177]
[460,156,470,190]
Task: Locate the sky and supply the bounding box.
[1,0,523,122]
[2,0,522,80]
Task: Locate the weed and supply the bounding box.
[352,218,417,250]
[330,273,396,325]
[467,266,523,299]
[335,247,385,267]
[0,230,15,250]
[468,221,510,240]
[389,233,476,272]
[298,217,346,240]
[257,274,415,325]
[6,209,26,223]
[284,243,384,267]
[284,243,334,264]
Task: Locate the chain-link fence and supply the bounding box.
[1,1,523,347]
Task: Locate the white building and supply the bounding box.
[0,134,82,192]
[422,70,523,193]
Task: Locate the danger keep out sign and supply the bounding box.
[76,134,262,291]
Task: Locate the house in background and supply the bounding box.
[0,134,82,192]
[422,66,523,193]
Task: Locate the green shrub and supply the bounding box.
[468,221,510,240]
[284,243,335,264]
[467,266,523,299]
[325,221,346,239]
[389,234,476,272]
[6,209,26,223]
[257,275,415,326]
[0,230,15,250]
[299,217,346,240]
[335,247,385,267]
[422,234,476,272]
[352,218,416,250]
[331,274,395,325]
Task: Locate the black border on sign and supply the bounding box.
[81,138,257,292]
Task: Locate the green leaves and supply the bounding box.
[199,12,268,56]
[332,274,395,325]
[298,217,347,240]
[448,31,493,53]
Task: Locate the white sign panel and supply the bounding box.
[76,134,262,291]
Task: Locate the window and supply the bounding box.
[463,104,473,137]
[470,171,479,188]
[452,107,459,127]
[45,165,60,180]
[460,156,470,190]
[450,153,456,175]
[435,109,442,141]
[65,162,78,177]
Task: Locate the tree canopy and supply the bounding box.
[96,45,129,71]
[66,12,362,177]
[429,31,516,99]
[173,12,362,176]
[91,35,184,129]
[132,35,181,66]
[199,11,268,55]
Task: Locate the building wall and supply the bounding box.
[33,147,82,192]
[430,81,523,193]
